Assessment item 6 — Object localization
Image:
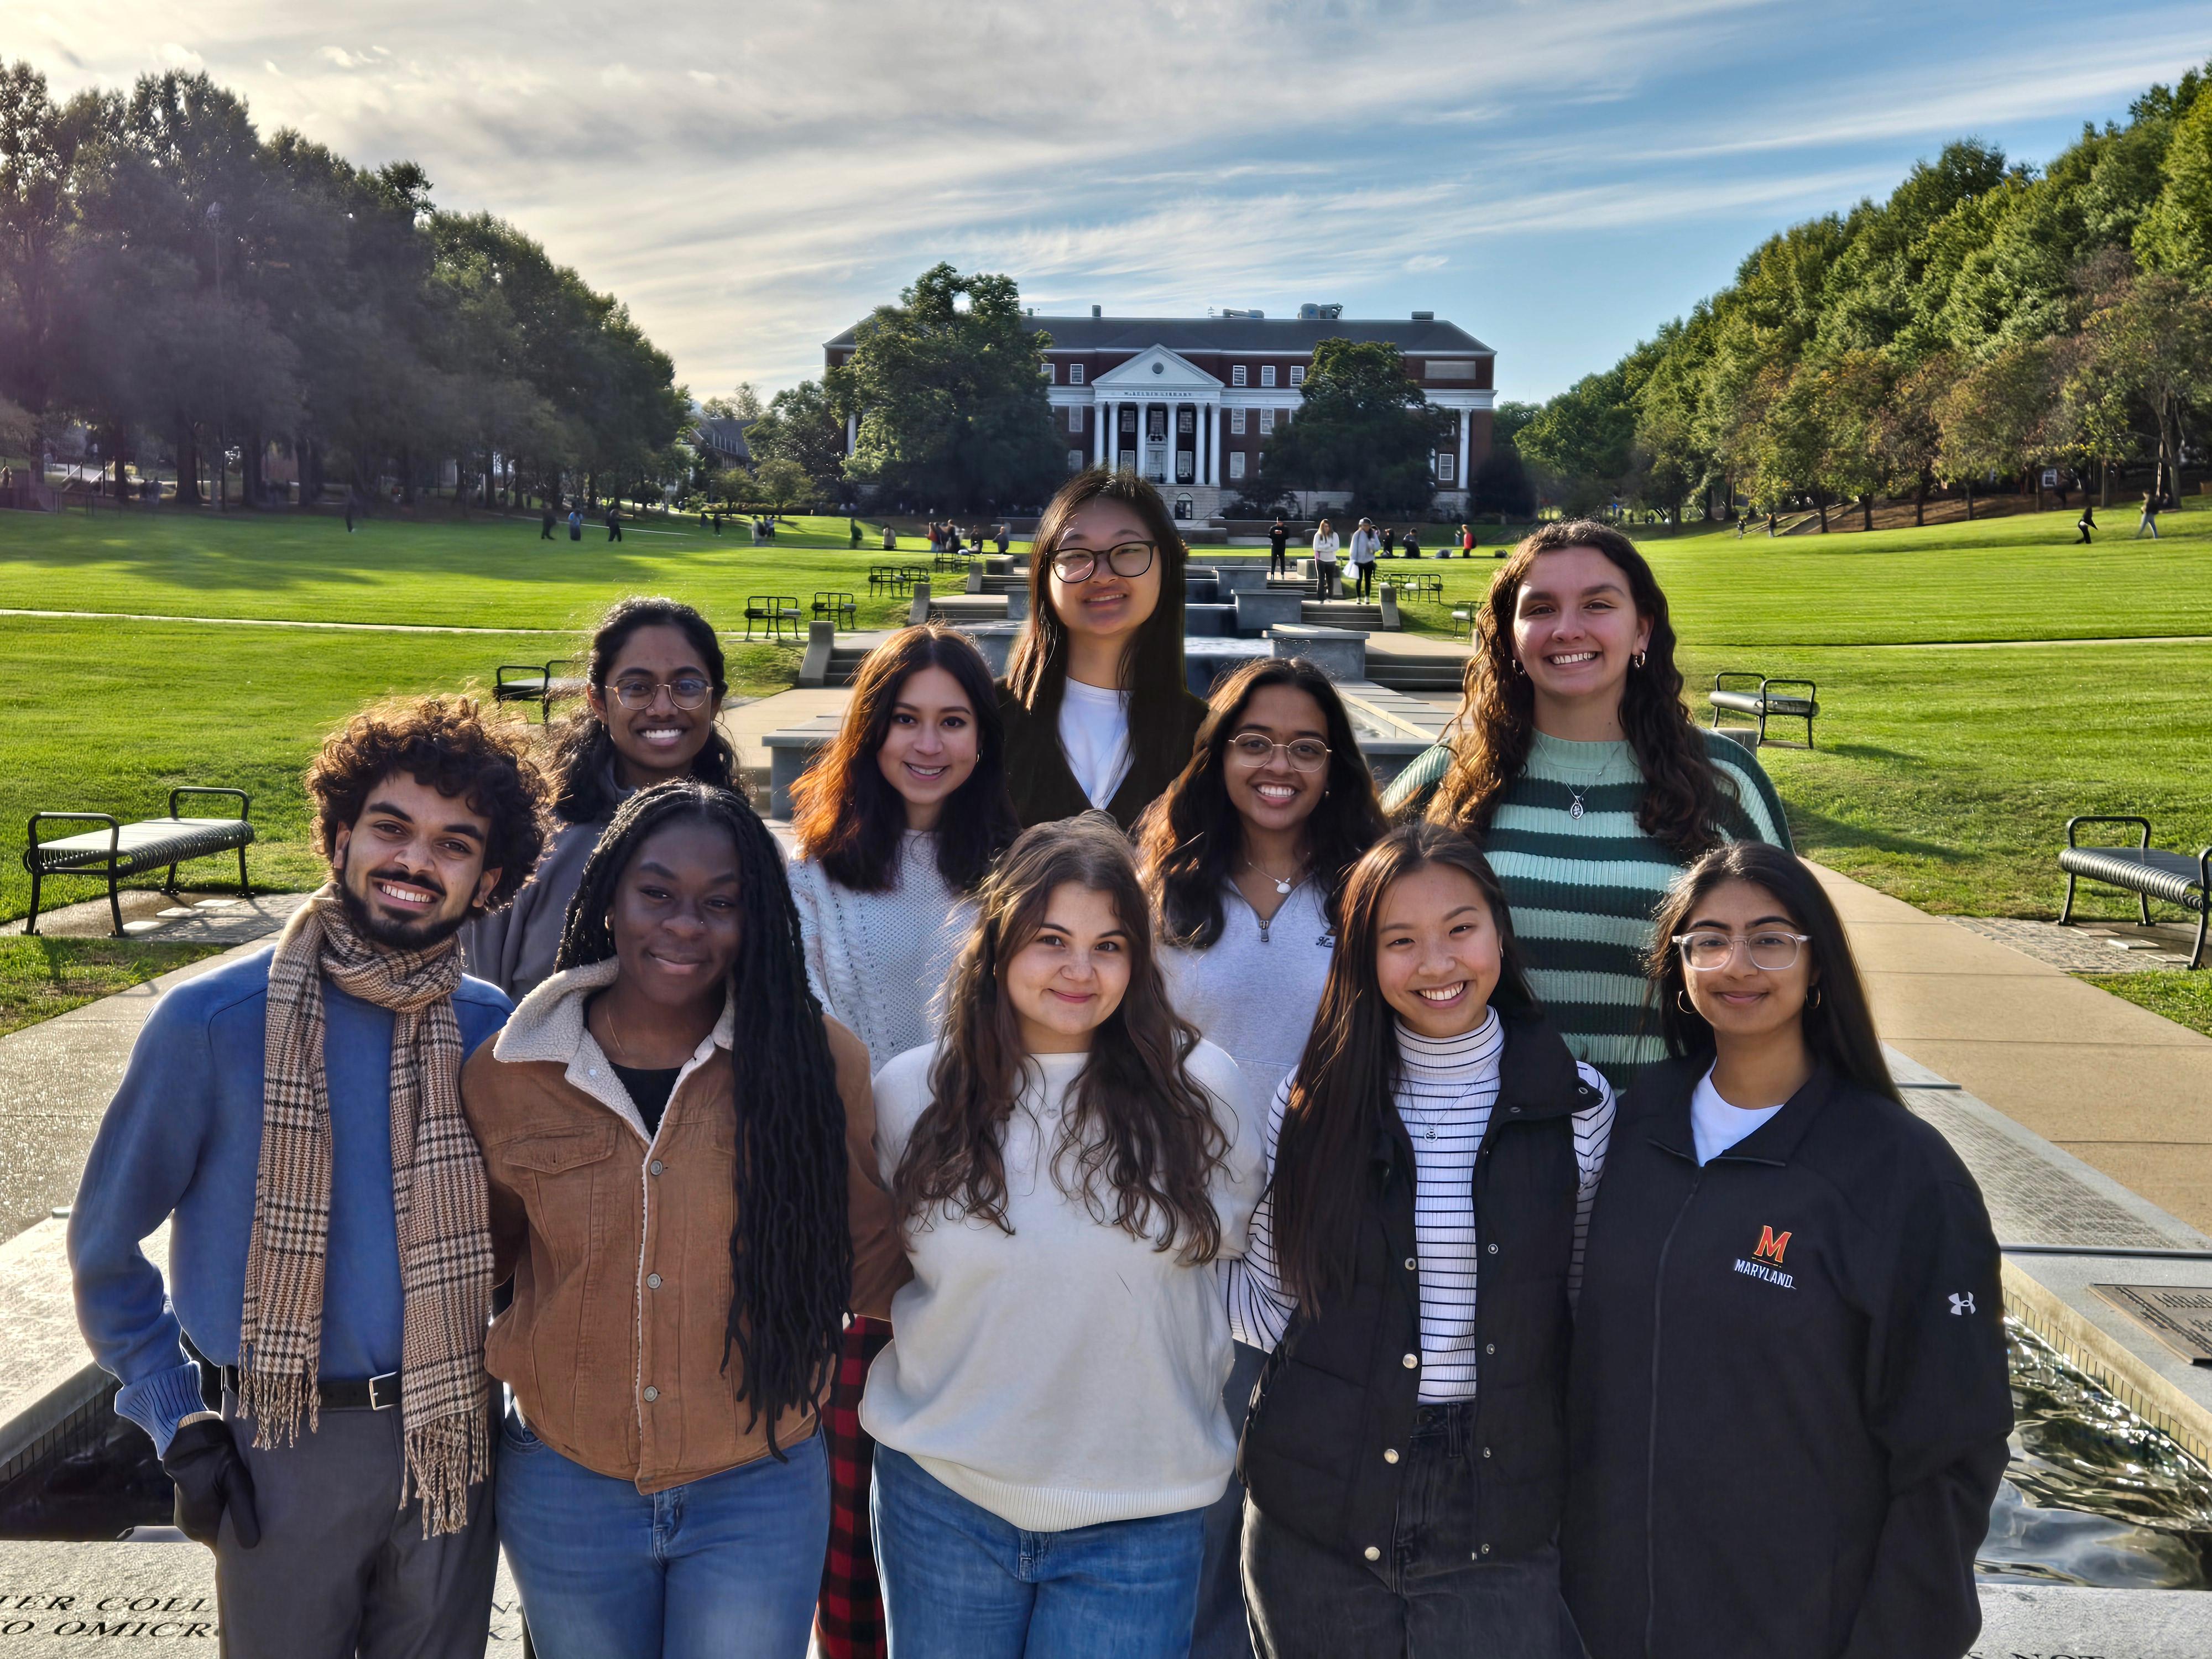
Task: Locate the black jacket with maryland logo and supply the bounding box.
[1560,1057,2011,1659]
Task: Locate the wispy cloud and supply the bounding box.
[16,1,2212,398]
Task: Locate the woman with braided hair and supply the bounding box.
[461,781,906,1659]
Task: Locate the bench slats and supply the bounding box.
[2058,847,2209,914]
[27,818,257,875]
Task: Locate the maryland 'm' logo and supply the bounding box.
[1752,1225,1792,1265]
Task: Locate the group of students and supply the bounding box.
[1302,517,1486,597]
[69,466,2014,1659]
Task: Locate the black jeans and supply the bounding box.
[1244,1402,1580,1659]
[1316,562,1340,599]
[1270,549,1288,576]
[1353,564,1375,599]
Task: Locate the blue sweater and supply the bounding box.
[68,947,511,1453]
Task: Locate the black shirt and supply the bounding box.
[611,1063,682,1138]
[1269,524,1289,553]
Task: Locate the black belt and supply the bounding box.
[204,1360,401,1412]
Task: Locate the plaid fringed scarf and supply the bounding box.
[239,884,493,1536]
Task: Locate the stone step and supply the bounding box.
[1301,601,1395,629]
[1365,658,1465,693]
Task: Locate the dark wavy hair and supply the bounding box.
[306,694,549,911]
[1646,841,1901,1106]
[554,781,850,1454]
[548,597,740,824]
[894,814,1231,1264]
[1136,656,1387,950]
[1005,469,1191,785]
[1270,822,1535,1308]
[1426,520,1739,854]
[789,625,1019,894]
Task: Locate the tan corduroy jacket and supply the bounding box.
[460,958,907,1492]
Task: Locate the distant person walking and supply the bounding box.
[851,517,863,547]
[2136,491,2160,539]
[2077,502,2096,545]
[1311,519,1341,599]
[345,489,358,534]
[995,524,1011,555]
[604,503,622,542]
[1460,522,1475,556]
[1348,518,1379,601]
[567,506,583,541]
[540,503,556,540]
[1269,517,1291,577]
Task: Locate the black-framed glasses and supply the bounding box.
[1048,541,1155,583]
[609,675,714,711]
[1227,734,1331,773]
[1671,930,1812,972]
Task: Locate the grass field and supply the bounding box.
[1,500,2206,938]
[2083,970,2212,1041]
[0,938,226,1037]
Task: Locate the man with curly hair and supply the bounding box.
[70,695,549,1659]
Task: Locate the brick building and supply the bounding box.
[823,305,1495,521]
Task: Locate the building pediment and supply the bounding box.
[1091,346,1223,389]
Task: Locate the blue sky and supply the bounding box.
[18,1,2212,404]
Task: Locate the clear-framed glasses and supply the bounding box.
[610,674,714,711]
[1048,541,1155,583]
[1227,734,1331,773]
[1671,930,1812,972]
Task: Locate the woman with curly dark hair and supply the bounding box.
[999,469,1209,829]
[461,781,905,1659]
[1136,655,1386,1658]
[864,816,1264,1657]
[463,597,739,1000]
[1380,521,1791,1085]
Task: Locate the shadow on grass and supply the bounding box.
[1784,803,1964,862]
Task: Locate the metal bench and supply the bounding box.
[1403,574,1444,604]
[493,659,585,723]
[743,594,802,643]
[868,565,898,596]
[812,591,857,629]
[24,787,254,937]
[1708,672,1818,750]
[2058,816,2209,969]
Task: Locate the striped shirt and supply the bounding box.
[1382,728,1791,1087]
[1227,1010,1616,1404]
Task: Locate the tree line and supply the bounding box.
[0,62,690,508]
[1512,60,2212,525]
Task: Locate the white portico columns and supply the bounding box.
[846,411,858,455]
[1456,408,1471,494]
[1207,403,1220,487]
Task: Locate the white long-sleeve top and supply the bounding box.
[1348,528,1379,565]
[1159,878,1335,1117]
[1310,531,1340,563]
[863,1039,1265,1531]
[785,830,975,1073]
[1225,1009,1615,1402]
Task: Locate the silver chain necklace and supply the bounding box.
[1552,749,1624,821]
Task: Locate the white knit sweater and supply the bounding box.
[786,831,975,1073]
[863,1039,1265,1531]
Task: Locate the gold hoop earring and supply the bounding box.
[1676,989,1695,1015]
[1511,659,1527,676]
[1632,650,1647,670]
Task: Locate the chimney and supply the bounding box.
[1411,310,1434,321]
[1092,304,1102,317]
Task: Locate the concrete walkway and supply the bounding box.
[1812,862,2212,1234]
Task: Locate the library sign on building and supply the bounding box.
[825,305,1496,521]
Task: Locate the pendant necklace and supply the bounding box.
[1554,750,1621,821]
[1246,855,1301,897]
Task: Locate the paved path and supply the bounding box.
[1812,862,2212,1234]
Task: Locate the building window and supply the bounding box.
[1120,406,1138,432]
[1177,406,1194,434]
[1070,363,1085,385]
[1230,408,1246,435]
[1232,364,1248,387]
[1290,365,1305,386]
[1229,452,1246,480]
[1437,454,1455,483]
[1042,363,1055,382]
[1259,409,1276,434]
[1261,364,1277,387]
[1068,449,1084,472]
[1176,453,1193,482]
[1427,360,1474,379]
[1068,406,1083,433]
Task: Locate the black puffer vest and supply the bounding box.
[1238,1006,1598,1574]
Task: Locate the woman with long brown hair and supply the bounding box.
[1136,656,1387,1659]
[1563,842,2009,1658]
[863,816,1264,1657]
[1229,822,1613,1658]
[1381,520,1790,1086]
[1000,469,1209,829]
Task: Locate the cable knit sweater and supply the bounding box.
[786,830,976,1073]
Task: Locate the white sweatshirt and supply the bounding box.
[1159,878,1335,1115]
[862,1039,1264,1531]
[1311,531,1340,564]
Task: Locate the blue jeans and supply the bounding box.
[497,1408,828,1659]
[1193,1341,1269,1659]
[872,1443,1208,1659]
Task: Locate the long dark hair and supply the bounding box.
[554,781,849,1451]
[1005,469,1191,783]
[1645,841,1901,1105]
[548,597,740,823]
[1136,656,1387,949]
[894,815,1230,1264]
[1427,521,1738,854]
[788,625,1018,893]
[1270,823,1536,1309]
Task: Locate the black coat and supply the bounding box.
[1239,1007,1601,1574]
[1561,1058,2011,1659]
[995,679,1208,831]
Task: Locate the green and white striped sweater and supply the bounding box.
[1381,728,1791,1087]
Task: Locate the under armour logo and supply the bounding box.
[1948,1292,1976,1316]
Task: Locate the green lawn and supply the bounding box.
[2081,971,2212,1041]
[0,937,227,1037]
[1,501,2207,934]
